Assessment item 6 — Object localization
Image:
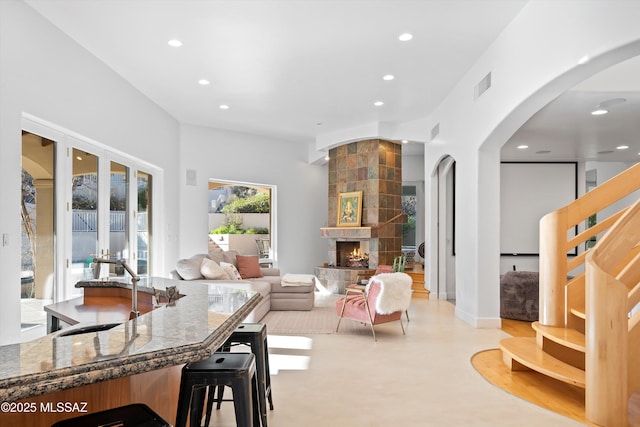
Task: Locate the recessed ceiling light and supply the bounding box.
[598,150,614,154]
[398,33,413,42]
[591,109,608,115]
[617,145,629,150]
[219,104,229,110]
[167,39,182,47]
[324,155,330,161]
[383,74,395,81]
[401,140,408,144]
[374,101,384,106]
[198,79,210,85]
[536,150,551,154]
[517,145,529,149]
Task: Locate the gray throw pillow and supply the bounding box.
[223,250,239,266]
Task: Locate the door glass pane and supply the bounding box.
[137,171,151,277]
[21,132,55,331]
[109,161,129,277]
[71,148,98,294]
[402,185,417,247]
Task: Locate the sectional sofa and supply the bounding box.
[169,250,315,322]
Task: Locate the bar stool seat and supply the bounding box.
[207,323,273,427]
[52,403,169,426]
[176,352,261,427]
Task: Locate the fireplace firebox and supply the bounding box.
[336,241,369,268]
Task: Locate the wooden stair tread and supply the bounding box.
[406,271,430,298]
[500,337,586,388]
[532,322,585,352]
[570,305,586,319]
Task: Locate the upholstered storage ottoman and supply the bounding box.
[499,270,539,321]
[270,274,315,311]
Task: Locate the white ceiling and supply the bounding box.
[503,55,640,163]
[24,0,640,163]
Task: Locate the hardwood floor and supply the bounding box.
[472,319,639,426]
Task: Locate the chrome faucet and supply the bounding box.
[92,257,141,319]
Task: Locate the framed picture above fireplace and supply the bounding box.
[337,191,363,227]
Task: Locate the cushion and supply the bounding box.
[175,254,209,280]
[223,250,239,265]
[220,262,242,280]
[200,258,230,280]
[208,251,225,264]
[236,255,263,279]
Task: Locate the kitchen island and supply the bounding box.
[0,277,260,426]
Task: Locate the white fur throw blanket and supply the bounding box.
[367,272,413,314]
[281,273,315,287]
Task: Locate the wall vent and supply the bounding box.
[430,123,440,140]
[474,72,492,100]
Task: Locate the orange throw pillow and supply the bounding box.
[236,255,263,279]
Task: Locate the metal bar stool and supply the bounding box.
[206,323,273,427]
[52,403,169,426]
[176,352,261,427]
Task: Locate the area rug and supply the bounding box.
[261,293,370,335]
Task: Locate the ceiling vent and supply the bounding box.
[430,123,440,140]
[474,72,492,100]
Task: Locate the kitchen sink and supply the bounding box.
[56,322,121,337]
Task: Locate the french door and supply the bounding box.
[22,116,155,306]
[65,138,152,300]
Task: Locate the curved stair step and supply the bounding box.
[500,337,585,388]
[532,322,585,352]
[570,305,586,320]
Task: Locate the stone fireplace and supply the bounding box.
[315,139,403,293]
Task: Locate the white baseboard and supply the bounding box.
[455,306,501,328]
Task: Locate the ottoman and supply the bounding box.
[499,270,539,321]
[270,274,316,311]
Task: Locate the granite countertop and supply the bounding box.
[0,277,260,402]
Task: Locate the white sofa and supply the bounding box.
[169,251,314,322]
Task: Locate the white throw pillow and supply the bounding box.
[200,258,230,280]
[220,261,242,280]
[175,254,208,280]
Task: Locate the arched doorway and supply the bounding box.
[435,155,456,303]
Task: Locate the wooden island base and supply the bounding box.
[5,364,182,427]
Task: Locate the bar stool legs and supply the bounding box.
[207,323,273,427]
[175,352,261,427]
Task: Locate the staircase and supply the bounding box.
[406,268,430,299]
[500,162,640,427]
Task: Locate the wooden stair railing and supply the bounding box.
[500,162,640,427]
[370,213,407,230]
[585,197,640,427]
[539,162,640,327]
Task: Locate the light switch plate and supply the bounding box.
[186,169,197,186]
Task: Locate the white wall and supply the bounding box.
[0,0,180,344]
[499,161,639,274]
[400,1,640,327]
[586,161,640,222]
[402,154,425,182]
[178,124,327,275]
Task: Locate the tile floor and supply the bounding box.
[204,296,585,427]
[20,298,50,342]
